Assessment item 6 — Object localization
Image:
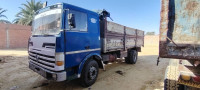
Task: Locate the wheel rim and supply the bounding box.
[88,66,97,80]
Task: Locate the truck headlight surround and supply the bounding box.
[181,74,191,81]
[180,71,193,81]
[55,53,64,66]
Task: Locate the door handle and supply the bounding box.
[85,46,90,49]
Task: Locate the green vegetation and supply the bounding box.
[0,8,7,19]
[0,8,11,24]
[13,0,42,26]
[146,32,155,35]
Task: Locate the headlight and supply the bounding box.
[180,72,192,81]
[181,74,191,81]
[55,53,64,66]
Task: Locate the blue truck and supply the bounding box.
[28,3,144,87]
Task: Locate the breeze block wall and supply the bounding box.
[0,23,31,49]
[144,35,159,46]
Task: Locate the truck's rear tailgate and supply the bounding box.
[159,0,200,60]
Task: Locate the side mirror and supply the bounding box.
[68,13,76,28]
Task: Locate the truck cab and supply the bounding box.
[29,3,102,85]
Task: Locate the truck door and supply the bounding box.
[64,9,100,68]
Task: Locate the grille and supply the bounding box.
[29,51,55,71]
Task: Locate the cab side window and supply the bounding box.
[68,10,87,32]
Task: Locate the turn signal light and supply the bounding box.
[56,61,64,66]
[181,73,191,81]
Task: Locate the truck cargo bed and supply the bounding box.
[100,20,144,53]
[159,0,200,60]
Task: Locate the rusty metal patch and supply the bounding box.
[159,0,200,60]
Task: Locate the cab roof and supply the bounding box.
[35,3,99,17]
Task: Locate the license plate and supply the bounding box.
[29,63,47,78]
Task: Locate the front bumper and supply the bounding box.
[29,62,66,81]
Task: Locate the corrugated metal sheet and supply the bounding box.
[159,0,200,60]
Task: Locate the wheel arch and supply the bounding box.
[77,53,104,78]
[129,47,141,52]
[136,47,141,52]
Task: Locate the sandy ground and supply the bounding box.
[0,45,169,90]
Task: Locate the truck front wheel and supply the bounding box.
[80,59,99,87]
[125,50,138,64]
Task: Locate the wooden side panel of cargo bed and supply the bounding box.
[100,20,125,53]
[125,27,144,50]
[136,30,144,47]
[100,20,144,53]
[107,21,124,34]
[125,27,137,49]
[103,36,124,52]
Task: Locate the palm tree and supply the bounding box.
[0,8,11,24]
[0,8,7,19]
[14,0,42,26]
[0,20,11,24]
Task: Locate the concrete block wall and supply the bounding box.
[144,35,159,46]
[0,23,31,49]
[0,24,7,48]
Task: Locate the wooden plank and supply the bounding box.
[107,21,124,34]
[137,30,144,37]
[101,19,144,53]
[105,36,124,52]
[125,27,136,36]
[136,30,144,47]
[126,37,136,48]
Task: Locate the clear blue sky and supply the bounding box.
[0,0,161,34]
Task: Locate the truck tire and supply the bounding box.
[164,80,187,90]
[164,66,179,90]
[80,59,99,87]
[125,50,138,64]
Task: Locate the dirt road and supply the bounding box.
[0,45,169,90]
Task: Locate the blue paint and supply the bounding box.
[57,3,101,80]
[77,53,102,75]
[60,3,101,69]
[31,3,103,81]
[55,32,65,52]
[171,0,200,43]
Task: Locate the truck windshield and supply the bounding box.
[32,9,62,35]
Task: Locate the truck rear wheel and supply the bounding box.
[125,50,138,64]
[164,80,187,90]
[164,65,179,90]
[80,59,99,87]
